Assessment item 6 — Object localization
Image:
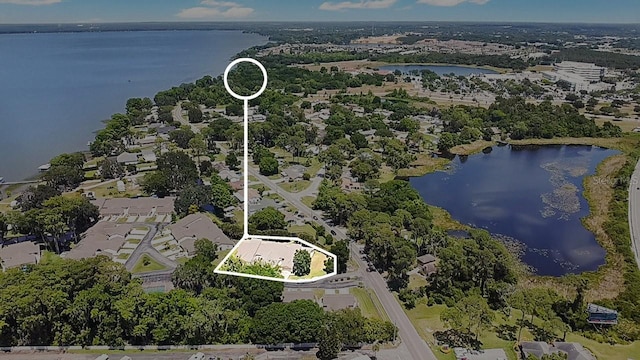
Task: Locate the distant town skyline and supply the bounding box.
[0,0,638,24]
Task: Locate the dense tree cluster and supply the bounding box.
[545,48,640,70]
[428,229,517,308]
[315,180,432,289]
[373,53,528,70]
[43,152,86,191]
[141,151,198,196]
[437,97,621,151]
[5,195,99,253]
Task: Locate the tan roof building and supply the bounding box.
[169,213,234,253]
[0,242,41,271]
[322,294,358,311]
[235,238,314,276]
[66,222,133,260]
[91,197,175,218]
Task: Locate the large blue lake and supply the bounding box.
[379,64,497,76]
[0,30,267,181]
[409,145,618,276]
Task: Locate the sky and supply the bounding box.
[0,0,637,24]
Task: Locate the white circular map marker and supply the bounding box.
[223,57,268,101]
[217,58,337,283]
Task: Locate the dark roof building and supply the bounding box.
[520,342,596,360]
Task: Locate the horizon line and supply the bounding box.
[1,20,639,26]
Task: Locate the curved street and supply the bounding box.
[628,159,640,270]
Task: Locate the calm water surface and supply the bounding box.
[410,145,618,276]
[379,64,497,76]
[0,30,267,181]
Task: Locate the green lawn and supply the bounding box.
[301,196,316,208]
[288,252,329,280]
[280,180,311,193]
[40,251,63,265]
[127,239,142,245]
[306,157,323,177]
[565,333,640,360]
[212,249,230,267]
[265,193,285,202]
[408,274,429,290]
[404,301,522,360]
[288,224,317,238]
[249,175,259,182]
[117,253,130,260]
[131,255,167,274]
[351,287,389,321]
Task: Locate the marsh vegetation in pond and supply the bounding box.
[410,145,619,276]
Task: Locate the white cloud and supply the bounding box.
[177,0,254,19]
[0,0,61,5]
[319,0,397,11]
[417,0,489,6]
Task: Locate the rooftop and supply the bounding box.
[91,197,175,217]
[234,238,311,275]
[66,222,134,260]
[0,242,41,270]
[169,213,234,254]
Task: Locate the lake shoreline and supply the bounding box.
[404,141,625,278]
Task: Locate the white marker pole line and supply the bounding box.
[223,57,268,239]
[220,58,338,283]
[243,98,249,238]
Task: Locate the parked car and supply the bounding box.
[331,230,337,235]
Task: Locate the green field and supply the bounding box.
[131,255,167,274]
[351,287,389,321]
[279,180,311,193]
[301,196,316,208]
[288,224,317,238]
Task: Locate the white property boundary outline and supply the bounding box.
[214,58,338,283]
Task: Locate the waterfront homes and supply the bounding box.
[0,242,41,271]
[168,213,234,253]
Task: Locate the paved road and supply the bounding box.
[125,224,177,273]
[628,159,640,270]
[172,103,200,134]
[248,168,436,360]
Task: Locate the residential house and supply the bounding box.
[520,342,596,360]
[169,213,235,254]
[0,242,41,271]
[116,152,139,165]
[281,165,306,181]
[341,178,362,192]
[417,254,437,276]
[235,238,313,277]
[141,150,157,163]
[66,222,133,260]
[234,188,261,205]
[91,197,175,218]
[229,180,244,191]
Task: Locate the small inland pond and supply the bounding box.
[409,144,619,276]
